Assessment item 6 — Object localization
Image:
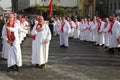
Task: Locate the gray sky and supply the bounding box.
[0,0,11,9]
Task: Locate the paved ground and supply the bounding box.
[0,35,120,80]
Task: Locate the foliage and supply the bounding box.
[23,4,77,17]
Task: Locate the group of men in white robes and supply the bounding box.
[1,13,120,72]
[2,13,30,72]
[52,15,120,54]
[1,13,52,72]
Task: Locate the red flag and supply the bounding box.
[49,0,53,17]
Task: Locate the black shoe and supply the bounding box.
[7,68,11,72]
[16,67,19,72]
[14,65,19,71]
[35,64,39,68]
[1,58,7,61]
[108,48,114,54]
[64,46,68,48]
[41,64,45,69]
[7,66,14,72]
[35,64,42,69]
[60,45,64,47]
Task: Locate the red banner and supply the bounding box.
[49,0,53,17]
[88,0,93,3]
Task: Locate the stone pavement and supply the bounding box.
[0,35,120,80]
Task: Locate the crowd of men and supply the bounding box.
[0,13,52,72]
[51,15,120,54]
[0,13,120,72]
[1,13,30,72]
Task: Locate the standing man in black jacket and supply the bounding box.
[49,17,54,35]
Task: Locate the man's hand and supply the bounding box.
[6,26,10,31]
[7,40,12,44]
[27,27,31,34]
[117,36,120,44]
[44,39,49,44]
[98,32,102,35]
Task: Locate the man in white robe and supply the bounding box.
[68,18,75,38]
[59,17,71,48]
[31,16,51,69]
[90,16,98,44]
[54,17,60,36]
[73,18,80,39]
[3,13,28,72]
[108,16,120,54]
[96,18,105,46]
[103,17,110,49]
[79,19,86,41]
[86,18,92,42]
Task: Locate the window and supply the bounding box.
[41,0,46,2]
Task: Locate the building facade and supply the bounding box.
[12,0,30,12]
[77,0,96,17]
[96,0,120,17]
[12,0,78,12]
[54,0,77,7]
[0,0,12,15]
[11,0,120,17]
[108,0,120,16]
[0,0,12,9]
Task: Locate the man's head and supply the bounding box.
[8,13,14,22]
[38,16,44,24]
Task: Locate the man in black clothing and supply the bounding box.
[49,17,54,35]
[0,16,4,50]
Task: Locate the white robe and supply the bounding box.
[2,22,28,67]
[19,21,29,43]
[96,21,105,45]
[2,25,10,59]
[16,20,23,44]
[31,24,51,65]
[68,21,75,37]
[79,22,86,41]
[85,22,92,41]
[59,21,71,46]
[54,20,61,35]
[90,22,98,42]
[73,21,80,39]
[109,21,120,48]
[103,22,110,47]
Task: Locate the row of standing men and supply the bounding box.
[52,15,120,54]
